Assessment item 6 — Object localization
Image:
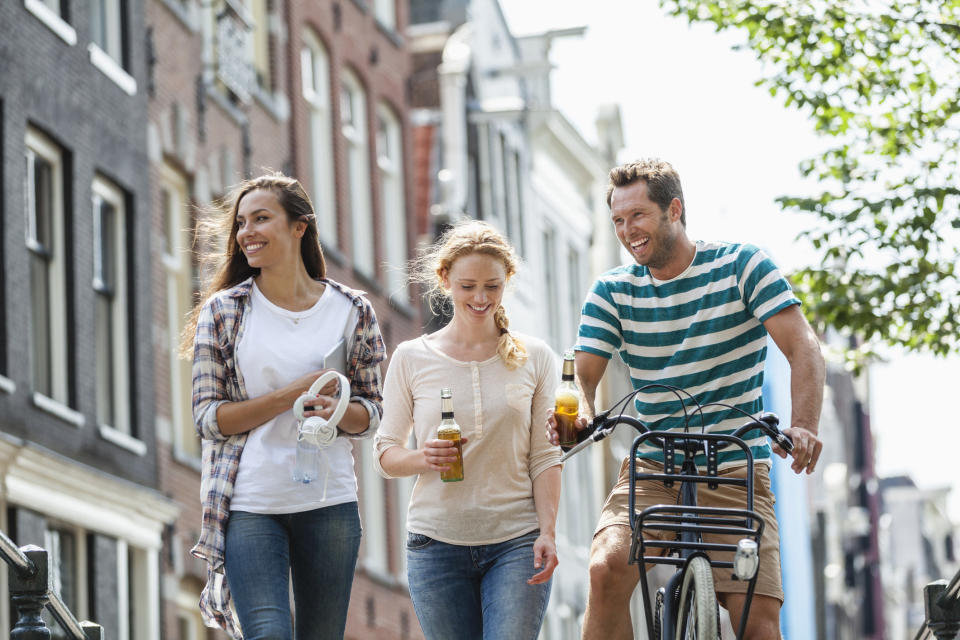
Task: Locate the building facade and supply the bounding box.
[1,0,179,637]
[147,0,423,638]
[408,2,628,637]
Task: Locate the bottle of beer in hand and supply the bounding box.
[555,350,579,446]
[437,388,464,482]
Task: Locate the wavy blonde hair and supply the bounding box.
[414,220,527,370]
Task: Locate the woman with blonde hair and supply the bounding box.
[185,173,385,639]
[374,219,562,640]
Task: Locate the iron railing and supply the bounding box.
[914,567,960,640]
[1,529,104,639]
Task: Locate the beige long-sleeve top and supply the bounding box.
[373,333,562,545]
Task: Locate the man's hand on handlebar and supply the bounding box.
[776,426,823,475]
[544,408,590,447]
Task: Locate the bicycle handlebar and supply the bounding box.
[560,408,793,463]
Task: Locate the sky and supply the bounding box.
[499,0,960,521]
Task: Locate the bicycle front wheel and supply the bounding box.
[675,556,719,640]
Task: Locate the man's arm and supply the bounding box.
[763,304,826,474]
[574,350,609,421]
[545,350,609,446]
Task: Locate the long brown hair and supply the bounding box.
[178,173,326,358]
[413,220,528,370]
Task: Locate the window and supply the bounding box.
[24,0,77,45]
[90,0,125,67]
[542,227,558,349]
[377,104,407,301]
[205,0,254,103]
[566,246,582,346]
[160,166,198,460]
[32,0,66,17]
[175,583,206,640]
[393,472,415,581]
[488,128,506,226]
[504,145,524,254]
[374,0,396,31]
[341,70,374,277]
[88,0,136,95]
[44,525,81,639]
[358,445,388,575]
[0,103,6,382]
[301,30,337,248]
[249,0,271,90]
[25,128,70,407]
[85,534,155,640]
[92,177,132,439]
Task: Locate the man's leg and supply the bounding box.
[721,593,782,640]
[582,524,640,640]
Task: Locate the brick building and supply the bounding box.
[147,0,422,638]
[1,0,178,637]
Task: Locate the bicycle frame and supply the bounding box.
[626,427,766,640]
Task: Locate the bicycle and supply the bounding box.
[561,384,794,640]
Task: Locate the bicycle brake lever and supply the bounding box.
[758,413,794,453]
[774,433,794,454]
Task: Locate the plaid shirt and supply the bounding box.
[189,277,385,638]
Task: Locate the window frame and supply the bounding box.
[159,166,200,462]
[340,69,374,278]
[92,175,135,446]
[376,103,407,301]
[25,127,71,410]
[358,445,389,576]
[373,0,396,31]
[301,30,338,249]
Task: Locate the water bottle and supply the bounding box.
[293,431,320,483]
[733,538,759,581]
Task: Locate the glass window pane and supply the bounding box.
[33,155,54,250]
[161,188,173,256]
[95,293,115,428]
[94,197,116,293]
[30,253,52,396]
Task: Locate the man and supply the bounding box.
[547,159,825,639]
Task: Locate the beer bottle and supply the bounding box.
[437,388,464,482]
[555,350,579,446]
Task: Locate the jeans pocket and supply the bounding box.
[406,532,434,551]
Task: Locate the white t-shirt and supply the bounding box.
[231,281,357,513]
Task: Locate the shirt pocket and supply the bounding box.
[505,383,533,415]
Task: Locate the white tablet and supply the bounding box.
[322,338,347,374]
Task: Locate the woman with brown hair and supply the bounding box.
[184,173,385,639]
[374,220,562,640]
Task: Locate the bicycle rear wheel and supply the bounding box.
[675,556,719,640]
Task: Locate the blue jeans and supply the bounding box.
[224,503,362,640]
[406,530,552,640]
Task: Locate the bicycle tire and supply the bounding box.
[675,556,719,640]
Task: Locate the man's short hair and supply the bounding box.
[606,159,686,226]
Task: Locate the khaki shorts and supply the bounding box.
[596,457,784,603]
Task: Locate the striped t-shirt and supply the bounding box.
[576,241,799,468]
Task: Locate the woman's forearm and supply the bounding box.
[215,388,293,436]
[532,465,562,537]
[379,445,428,478]
[337,401,373,434]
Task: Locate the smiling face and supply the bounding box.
[235,189,306,271]
[442,252,507,326]
[610,180,683,277]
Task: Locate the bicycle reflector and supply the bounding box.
[733,539,759,581]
